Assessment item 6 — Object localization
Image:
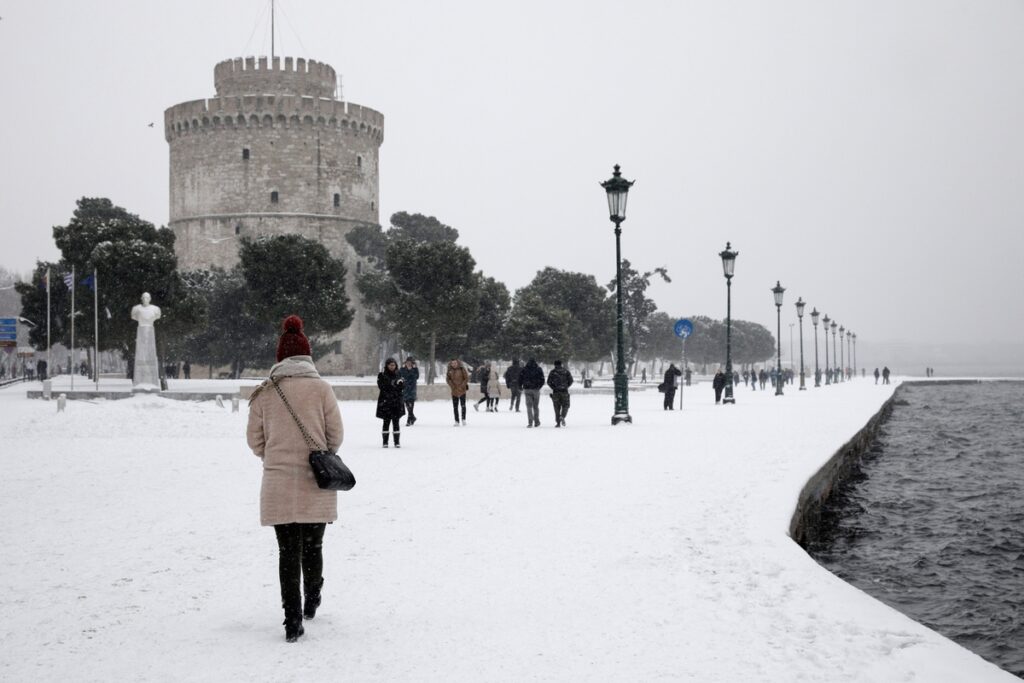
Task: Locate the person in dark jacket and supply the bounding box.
[662,363,682,410]
[474,362,493,412]
[520,358,545,427]
[712,370,726,404]
[399,357,419,426]
[546,360,574,427]
[504,359,523,412]
[376,358,405,447]
[882,366,891,384]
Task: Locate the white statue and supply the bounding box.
[131,292,162,392]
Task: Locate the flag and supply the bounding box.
[62,272,74,289]
[80,274,95,291]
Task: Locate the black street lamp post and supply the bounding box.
[772,281,785,396]
[830,320,838,383]
[852,333,857,378]
[839,325,845,382]
[811,308,821,387]
[822,314,831,384]
[719,242,738,405]
[796,297,806,390]
[601,164,634,425]
[847,330,853,380]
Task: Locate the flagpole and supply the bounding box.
[94,268,99,391]
[46,267,51,382]
[70,264,75,391]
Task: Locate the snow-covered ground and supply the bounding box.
[0,377,1015,682]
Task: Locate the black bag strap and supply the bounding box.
[269,375,323,451]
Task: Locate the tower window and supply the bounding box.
[333,193,340,207]
[371,201,375,212]
[242,148,250,160]
[235,224,242,235]
[270,191,279,203]
[357,155,362,169]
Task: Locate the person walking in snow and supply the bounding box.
[474,361,494,412]
[874,367,880,384]
[446,357,470,425]
[520,358,545,427]
[641,367,647,384]
[486,362,501,411]
[882,366,891,384]
[662,363,682,410]
[546,360,574,427]
[712,369,726,404]
[504,359,523,412]
[376,358,405,448]
[399,357,419,426]
[246,315,343,643]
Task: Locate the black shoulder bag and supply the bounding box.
[270,376,356,491]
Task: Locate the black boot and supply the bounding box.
[303,577,323,620]
[394,432,401,449]
[283,595,304,642]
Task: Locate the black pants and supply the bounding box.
[475,391,490,408]
[273,523,326,616]
[551,391,570,423]
[509,388,521,410]
[382,417,399,444]
[714,387,723,403]
[404,400,416,423]
[452,395,466,421]
[664,388,676,409]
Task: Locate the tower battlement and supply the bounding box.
[214,56,336,98]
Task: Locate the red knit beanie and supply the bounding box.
[276,315,312,362]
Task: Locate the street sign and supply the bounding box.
[674,318,693,339]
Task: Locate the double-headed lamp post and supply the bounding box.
[719,242,738,405]
[601,164,634,425]
[811,308,821,387]
[772,281,785,396]
[830,321,838,383]
[795,297,806,390]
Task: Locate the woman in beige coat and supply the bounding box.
[247,315,343,642]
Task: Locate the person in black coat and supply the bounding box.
[662,363,682,410]
[546,360,574,427]
[399,357,419,426]
[376,358,406,447]
[712,370,726,404]
[504,359,523,412]
[520,358,545,427]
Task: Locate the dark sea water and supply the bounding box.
[807,381,1024,678]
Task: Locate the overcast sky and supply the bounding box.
[1,0,1022,349]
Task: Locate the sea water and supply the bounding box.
[808,381,1024,678]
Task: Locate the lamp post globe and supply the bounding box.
[601,164,634,425]
[795,297,806,390]
[772,281,785,396]
[810,308,821,387]
[830,321,838,384]
[719,242,738,405]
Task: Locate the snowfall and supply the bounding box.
[0,374,1016,682]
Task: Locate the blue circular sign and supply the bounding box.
[674,319,693,338]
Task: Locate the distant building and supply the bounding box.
[164,56,384,374]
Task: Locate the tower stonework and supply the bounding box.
[165,56,384,374]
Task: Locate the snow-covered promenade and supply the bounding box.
[0,377,1015,682]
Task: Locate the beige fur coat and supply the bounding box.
[246,357,344,526]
